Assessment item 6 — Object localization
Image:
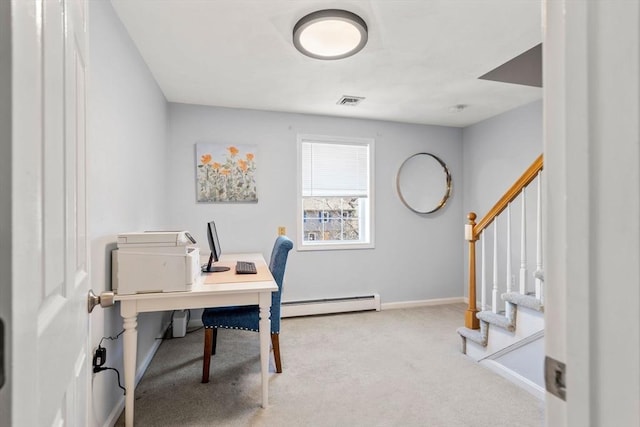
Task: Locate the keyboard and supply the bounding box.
[235,261,257,274]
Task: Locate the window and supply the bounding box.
[297,134,374,250]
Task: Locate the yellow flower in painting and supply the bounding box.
[238,159,248,172]
[246,153,254,161]
[212,162,221,170]
[201,154,212,164]
[228,146,239,157]
[220,168,231,176]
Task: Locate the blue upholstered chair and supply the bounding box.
[201,236,293,383]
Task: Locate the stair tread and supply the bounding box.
[502,292,544,312]
[459,294,544,356]
[456,326,486,346]
[477,310,516,331]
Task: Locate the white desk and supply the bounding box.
[114,253,277,427]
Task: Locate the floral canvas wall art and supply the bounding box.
[196,143,258,202]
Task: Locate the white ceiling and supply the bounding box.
[111,0,542,128]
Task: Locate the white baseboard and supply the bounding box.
[104,398,125,427]
[481,330,545,361]
[381,297,465,310]
[480,359,545,401]
[282,294,381,317]
[280,295,465,317]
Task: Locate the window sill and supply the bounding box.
[297,241,375,251]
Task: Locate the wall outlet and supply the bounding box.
[278,226,286,236]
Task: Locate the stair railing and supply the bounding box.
[465,154,544,329]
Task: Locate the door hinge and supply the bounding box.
[545,355,566,401]
[0,317,4,389]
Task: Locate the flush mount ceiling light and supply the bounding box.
[293,9,368,60]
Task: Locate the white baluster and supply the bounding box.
[505,203,512,317]
[519,187,528,295]
[492,219,498,313]
[535,172,544,303]
[481,233,486,311]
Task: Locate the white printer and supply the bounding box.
[112,231,201,295]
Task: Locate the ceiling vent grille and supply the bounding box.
[337,95,365,106]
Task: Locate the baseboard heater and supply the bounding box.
[281,294,381,318]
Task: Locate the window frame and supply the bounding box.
[296,134,375,251]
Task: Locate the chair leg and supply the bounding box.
[271,333,282,373]
[211,328,218,355]
[202,328,213,383]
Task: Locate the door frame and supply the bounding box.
[544,1,640,425]
[0,0,12,425]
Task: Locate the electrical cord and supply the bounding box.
[156,310,177,340]
[184,309,204,334]
[94,330,126,395]
[98,330,124,347]
[94,366,126,395]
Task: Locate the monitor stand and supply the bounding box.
[202,265,230,273]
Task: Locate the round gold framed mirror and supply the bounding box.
[396,153,452,214]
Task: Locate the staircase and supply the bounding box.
[457,155,545,398]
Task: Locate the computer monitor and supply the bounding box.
[202,221,230,273]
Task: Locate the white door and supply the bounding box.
[544,1,640,426]
[9,0,90,425]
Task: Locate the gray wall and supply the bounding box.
[88,1,169,425]
[166,104,465,303]
[463,100,543,217]
[461,100,543,299]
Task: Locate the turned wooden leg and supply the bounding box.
[202,328,213,383]
[271,333,282,373]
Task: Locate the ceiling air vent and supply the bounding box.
[337,95,365,106]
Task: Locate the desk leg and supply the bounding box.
[258,292,271,408]
[121,303,138,427]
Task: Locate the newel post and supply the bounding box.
[465,212,480,329]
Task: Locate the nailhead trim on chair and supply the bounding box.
[202,325,281,334]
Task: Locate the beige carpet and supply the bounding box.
[115,303,544,426]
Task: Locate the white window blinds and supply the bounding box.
[301,141,370,197]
